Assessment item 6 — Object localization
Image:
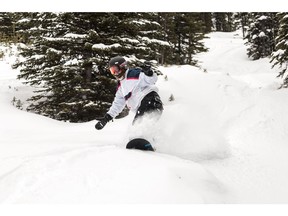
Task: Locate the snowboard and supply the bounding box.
[126,138,155,151]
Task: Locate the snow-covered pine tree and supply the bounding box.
[14,12,172,122]
[14,12,117,122]
[179,13,207,65]
[159,13,208,65]
[88,12,170,77]
[270,13,288,88]
[0,12,20,42]
[245,13,277,60]
[156,12,176,65]
[199,13,213,34]
[213,13,235,32]
[0,13,12,41]
[234,13,254,38]
[15,12,51,44]
[184,13,208,65]
[131,13,172,66]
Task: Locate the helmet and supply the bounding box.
[108,56,127,80]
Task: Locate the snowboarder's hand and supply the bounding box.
[140,61,153,76]
[95,114,112,130]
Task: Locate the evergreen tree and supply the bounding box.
[15,12,49,43]
[159,13,207,65]
[157,12,176,65]
[0,12,20,42]
[234,12,254,37]
[199,13,213,33]
[270,13,288,88]
[137,13,171,64]
[14,12,116,122]
[244,13,277,60]
[184,13,208,65]
[0,12,12,40]
[213,13,235,32]
[14,12,172,122]
[118,12,171,65]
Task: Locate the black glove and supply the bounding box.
[95,113,112,130]
[140,61,153,77]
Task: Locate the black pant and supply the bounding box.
[133,91,163,125]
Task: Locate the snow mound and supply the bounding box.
[0,147,229,203]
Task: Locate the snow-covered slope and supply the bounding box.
[1,31,288,204]
[197,32,288,203]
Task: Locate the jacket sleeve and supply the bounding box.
[107,88,126,118]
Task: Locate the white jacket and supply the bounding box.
[107,68,158,118]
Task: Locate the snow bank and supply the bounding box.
[0,147,229,203]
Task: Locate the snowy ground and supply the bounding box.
[1,31,288,213]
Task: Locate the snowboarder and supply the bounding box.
[95,56,163,130]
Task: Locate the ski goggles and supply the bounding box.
[109,65,120,75]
